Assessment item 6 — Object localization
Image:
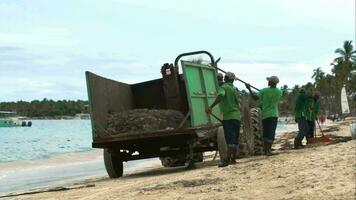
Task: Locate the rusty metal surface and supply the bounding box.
[131,78,166,109]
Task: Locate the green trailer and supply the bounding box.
[85,51,262,178]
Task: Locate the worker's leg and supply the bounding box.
[262,117,278,156]
[220,120,236,167]
[306,120,315,144]
[294,117,308,149]
[230,120,241,164]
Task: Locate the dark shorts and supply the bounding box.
[222,119,241,149]
[307,120,315,138]
[262,117,278,143]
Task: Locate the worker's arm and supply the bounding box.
[206,95,224,114]
[245,83,259,100]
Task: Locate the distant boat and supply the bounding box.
[341,85,350,115]
[0,111,32,127]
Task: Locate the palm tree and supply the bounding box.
[312,67,325,88]
[334,40,356,63]
[334,41,356,82]
[330,40,356,114]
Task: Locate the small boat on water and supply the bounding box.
[0,111,32,127]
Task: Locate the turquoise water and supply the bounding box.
[0,119,295,163]
[0,120,92,163]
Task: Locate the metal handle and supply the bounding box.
[174,50,259,91]
[174,50,215,69]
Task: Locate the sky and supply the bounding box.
[0,0,355,101]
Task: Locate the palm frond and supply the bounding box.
[343,40,354,53]
[334,48,345,55]
[333,57,343,63]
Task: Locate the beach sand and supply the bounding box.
[3,118,356,200]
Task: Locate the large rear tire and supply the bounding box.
[250,108,264,155]
[217,127,228,162]
[104,149,123,178]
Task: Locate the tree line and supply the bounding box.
[0,99,89,117]
[278,40,356,116]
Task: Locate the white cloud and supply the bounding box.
[0,27,77,48]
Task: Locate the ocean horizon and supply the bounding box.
[0,119,296,195]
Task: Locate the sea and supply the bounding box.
[0,119,297,195]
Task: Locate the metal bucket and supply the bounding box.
[351,123,356,139]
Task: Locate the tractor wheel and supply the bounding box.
[104,149,123,178]
[217,127,228,162]
[250,108,264,155]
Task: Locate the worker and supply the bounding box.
[217,73,224,86]
[245,76,282,156]
[305,91,321,144]
[206,72,241,167]
[294,88,309,149]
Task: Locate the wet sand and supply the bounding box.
[2,118,356,200]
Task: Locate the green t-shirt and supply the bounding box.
[258,87,282,119]
[295,92,308,119]
[218,83,241,120]
[305,98,320,121]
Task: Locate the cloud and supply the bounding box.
[0,27,77,48]
[0,45,162,101]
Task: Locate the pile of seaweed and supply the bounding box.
[106,109,185,134]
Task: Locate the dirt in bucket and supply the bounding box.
[106,109,186,134]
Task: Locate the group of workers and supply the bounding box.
[294,88,321,148]
[206,72,321,167]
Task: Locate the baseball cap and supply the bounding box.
[266,76,279,84]
[225,72,236,80]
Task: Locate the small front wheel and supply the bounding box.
[104,149,123,178]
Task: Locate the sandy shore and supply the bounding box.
[3,118,356,200]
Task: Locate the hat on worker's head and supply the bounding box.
[266,76,279,84]
[225,72,236,81]
[217,73,223,80]
[313,91,321,98]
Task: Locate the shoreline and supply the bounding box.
[0,149,161,196]
[0,119,356,199]
[0,121,298,196]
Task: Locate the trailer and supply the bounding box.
[85,51,262,178]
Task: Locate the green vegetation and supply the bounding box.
[279,40,356,116]
[0,99,88,117]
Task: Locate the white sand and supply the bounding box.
[3,118,356,200]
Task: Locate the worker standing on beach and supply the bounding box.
[245,76,282,156]
[294,88,309,149]
[207,72,241,167]
[305,91,321,144]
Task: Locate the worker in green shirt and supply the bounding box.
[245,76,282,156]
[207,72,241,167]
[305,91,321,144]
[294,88,309,149]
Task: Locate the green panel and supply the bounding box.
[181,61,221,126]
